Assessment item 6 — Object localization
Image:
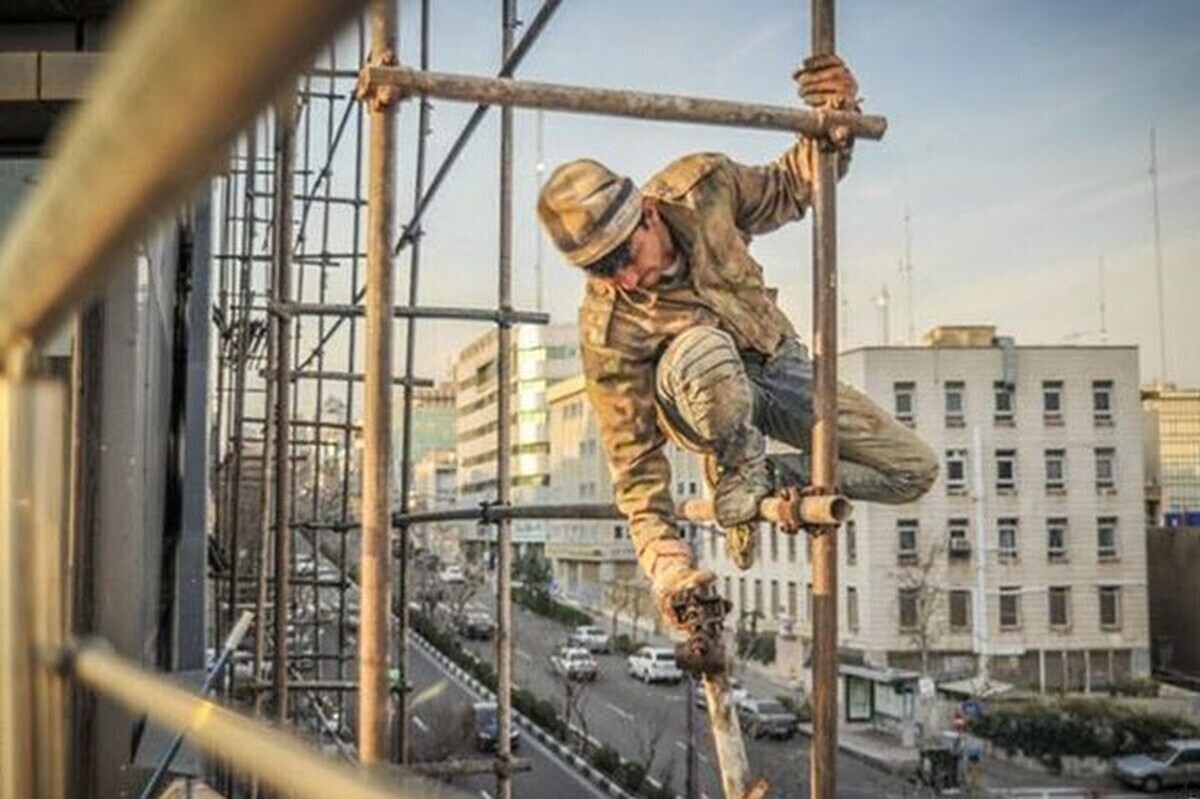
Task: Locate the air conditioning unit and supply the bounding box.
[949,538,972,556]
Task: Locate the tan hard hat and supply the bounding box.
[537,158,641,268]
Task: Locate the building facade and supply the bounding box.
[1142,383,1200,526]
[702,326,1151,693]
[452,322,579,561]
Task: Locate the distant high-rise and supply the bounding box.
[1142,383,1200,526]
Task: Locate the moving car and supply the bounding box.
[626,646,683,684]
[736,697,798,740]
[439,563,466,583]
[695,677,749,710]
[473,701,520,752]
[550,646,599,681]
[566,625,611,654]
[457,611,496,640]
[1113,738,1200,793]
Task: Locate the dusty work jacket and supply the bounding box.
[579,140,816,554]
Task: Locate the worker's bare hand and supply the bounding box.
[794,53,860,112]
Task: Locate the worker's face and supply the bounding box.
[612,202,673,292]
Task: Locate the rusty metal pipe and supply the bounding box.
[363,66,886,139]
[676,494,852,528]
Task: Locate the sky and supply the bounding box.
[319,0,1200,389]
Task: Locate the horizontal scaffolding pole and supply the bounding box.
[282,302,550,325]
[0,0,369,354]
[394,494,852,528]
[62,640,469,799]
[361,68,887,139]
[291,370,434,387]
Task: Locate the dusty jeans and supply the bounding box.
[658,332,937,504]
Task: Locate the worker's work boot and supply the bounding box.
[640,538,718,637]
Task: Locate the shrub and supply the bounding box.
[736,630,777,665]
[612,633,640,656]
[590,744,621,775]
[776,693,812,722]
[968,697,1199,765]
[614,760,647,792]
[512,585,593,627]
[1108,677,1160,698]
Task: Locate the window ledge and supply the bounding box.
[1098,555,1120,564]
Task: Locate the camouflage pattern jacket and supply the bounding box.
[580,141,815,554]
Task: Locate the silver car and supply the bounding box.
[1113,738,1200,793]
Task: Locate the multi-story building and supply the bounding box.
[544,374,705,616]
[702,326,1150,693]
[452,322,579,562]
[407,448,460,563]
[1142,383,1200,526]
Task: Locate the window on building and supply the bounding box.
[1047,517,1068,562]
[999,586,1021,630]
[1048,586,1071,629]
[994,381,1015,425]
[897,519,919,564]
[945,448,968,494]
[847,586,860,632]
[613,524,625,540]
[894,381,916,425]
[753,579,763,615]
[1099,585,1122,630]
[996,449,1017,493]
[1092,380,1114,425]
[845,520,857,565]
[1043,380,1064,424]
[806,582,813,624]
[787,581,798,620]
[997,517,1019,564]
[948,518,971,559]
[725,577,733,609]
[944,380,966,426]
[949,590,972,631]
[770,580,780,619]
[738,578,747,616]
[710,528,719,560]
[1095,447,1117,492]
[898,588,919,631]
[787,532,797,564]
[769,525,779,562]
[689,480,699,495]
[1097,516,1119,561]
[1044,448,1066,492]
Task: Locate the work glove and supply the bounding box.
[794,53,860,112]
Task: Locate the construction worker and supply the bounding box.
[537,56,937,635]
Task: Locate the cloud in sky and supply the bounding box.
[307,0,1200,390]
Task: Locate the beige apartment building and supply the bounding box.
[702,326,1150,693]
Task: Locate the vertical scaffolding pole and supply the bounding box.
[809,1,840,797]
[495,2,517,798]
[394,0,432,766]
[359,0,397,764]
[272,91,298,723]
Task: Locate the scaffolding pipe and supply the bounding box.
[809,1,842,797]
[0,0,369,354]
[295,0,563,374]
[358,0,397,764]
[495,4,517,797]
[284,302,550,325]
[291,370,433,387]
[362,67,886,139]
[63,641,470,799]
[395,0,432,765]
[272,91,298,723]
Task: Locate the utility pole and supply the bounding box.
[874,284,890,345]
[1149,128,1168,382]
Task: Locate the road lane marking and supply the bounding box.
[603,701,633,721]
[515,648,532,661]
[412,715,429,733]
[479,791,493,799]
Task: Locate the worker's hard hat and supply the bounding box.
[537,159,641,268]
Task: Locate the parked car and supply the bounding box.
[736,697,798,740]
[473,701,520,752]
[1113,738,1200,793]
[439,563,466,583]
[695,677,749,710]
[457,611,496,640]
[566,625,611,654]
[549,646,599,681]
[626,646,683,684]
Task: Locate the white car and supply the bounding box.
[626,646,683,684]
[439,564,466,583]
[566,625,611,654]
[550,646,598,681]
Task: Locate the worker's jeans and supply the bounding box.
[656,329,937,504]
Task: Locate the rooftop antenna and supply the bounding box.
[873,283,890,345]
[1149,127,1167,381]
[534,109,546,311]
[1098,255,1108,344]
[901,210,915,344]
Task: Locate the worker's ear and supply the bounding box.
[642,197,661,227]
